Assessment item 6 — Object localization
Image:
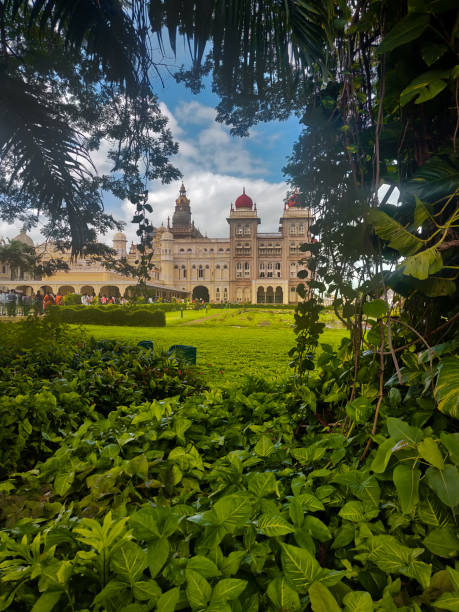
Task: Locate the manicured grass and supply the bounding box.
[79,308,347,384]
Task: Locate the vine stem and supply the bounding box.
[360,319,385,463]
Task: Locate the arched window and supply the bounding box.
[179,248,184,252]
[223,264,228,269]
[198,265,203,279]
[299,224,304,233]
[216,264,220,269]
[187,248,192,253]
[219,248,224,252]
[290,225,296,234]
[236,224,243,234]
[210,248,214,252]
[244,224,250,235]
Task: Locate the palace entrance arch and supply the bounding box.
[192,285,209,302]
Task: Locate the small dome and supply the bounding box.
[161,230,173,240]
[13,231,34,247]
[235,187,253,209]
[113,232,127,241]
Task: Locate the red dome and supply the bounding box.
[235,187,253,209]
[287,192,300,208]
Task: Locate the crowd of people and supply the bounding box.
[0,290,193,316]
[0,290,134,316]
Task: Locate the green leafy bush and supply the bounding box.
[0,320,204,476]
[0,335,458,610]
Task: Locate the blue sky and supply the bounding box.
[1,39,302,245]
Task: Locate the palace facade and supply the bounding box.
[0,185,313,304]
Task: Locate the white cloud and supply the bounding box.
[1,100,290,245]
[146,174,287,237]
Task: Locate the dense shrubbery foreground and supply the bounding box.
[0,319,458,611]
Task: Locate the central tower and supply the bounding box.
[171,183,202,239]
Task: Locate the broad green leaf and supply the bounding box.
[304,516,331,542]
[422,42,447,66]
[289,497,305,527]
[343,590,373,612]
[92,580,129,608]
[426,465,459,508]
[400,70,450,106]
[369,209,423,256]
[254,436,274,457]
[281,544,321,593]
[332,524,355,549]
[156,587,180,612]
[37,561,72,591]
[377,13,430,54]
[401,246,443,280]
[414,197,433,227]
[435,357,459,419]
[371,437,396,473]
[147,537,169,578]
[393,464,420,514]
[441,433,459,466]
[54,472,74,497]
[362,299,386,318]
[423,527,459,558]
[130,506,161,540]
[267,576,301,611]
[308,582,340,612]
[368,535,431,588]
[297,493,325,512]
[339,501,365,523]
[211,578,247,602]
[186,569,212,610]
[387,418,423,444]
[213,495,252,531]
[220,551,246,576]
[258,514,295,536]
[31,592,62,612]
[247,472,277,497]
[417,496,451,527]
[187,556,221,578]
[418,437,444,469]
[433,592,459,611]
[345,397,374,424]
[419,277,456,297]
[133,579,161,602]
[447,566,459,591]
[110,541,148,583]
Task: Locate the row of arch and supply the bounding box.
[0,284,186,300]
[257,286,283,304]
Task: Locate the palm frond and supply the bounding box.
[149,0,333,78]
[5,0,145,93]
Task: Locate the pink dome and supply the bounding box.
[235,187,253,209]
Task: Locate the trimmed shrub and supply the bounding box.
[62,293,83,305]
[48,306,166,326]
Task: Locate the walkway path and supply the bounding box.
[179,313,223,325]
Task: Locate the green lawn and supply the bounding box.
[80,307,347,384]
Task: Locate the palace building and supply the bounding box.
[0,185,313,304]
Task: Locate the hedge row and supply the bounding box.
[48,306,166,326]
[211,302,295,309]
